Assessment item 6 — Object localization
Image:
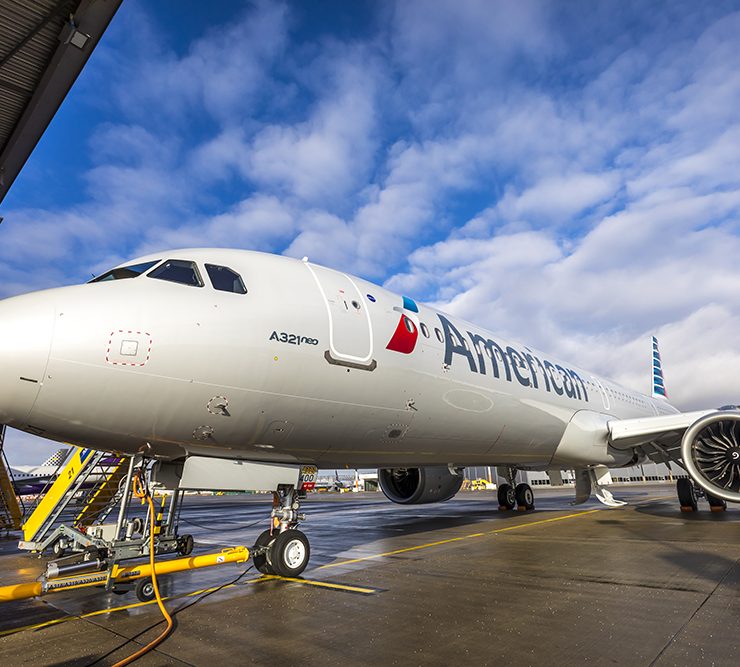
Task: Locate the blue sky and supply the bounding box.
[3,0,740,463]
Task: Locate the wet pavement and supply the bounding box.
[0,485,738,666]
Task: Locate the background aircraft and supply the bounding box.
[8,448,70,494]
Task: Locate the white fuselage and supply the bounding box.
[0,249,678,469]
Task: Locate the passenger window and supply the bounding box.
[90,260,161,283]
[205,264,247,294]
[147,260,203,287]
[435,328,444,343]
[420,323,430,338]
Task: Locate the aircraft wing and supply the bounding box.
[610,406,740,470]
[609,408,740,504]
[607,409,725,470]
[608,410,714,450]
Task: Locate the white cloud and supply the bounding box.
[247,50,381,203]
[487,172,622,228]
[111,1,290,125]
[142,194,296,253]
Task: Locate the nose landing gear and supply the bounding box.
[252,485,311,577]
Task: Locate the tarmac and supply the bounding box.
[0,485,738,666]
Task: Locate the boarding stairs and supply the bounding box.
[0,425,23,532]
[20,446,129,550]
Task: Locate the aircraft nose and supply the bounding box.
[0,294,55,425]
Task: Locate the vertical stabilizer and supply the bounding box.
[40,448,71,468]
[652,336,667,399]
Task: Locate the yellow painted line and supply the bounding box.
[2,499,666,636]
[0,575,268,637]
[259,574,377,595]
[0,573,378,637]
[489,508,601,533]
[319,508,602,570]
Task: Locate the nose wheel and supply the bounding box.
[253,486,311,577]
[268,529,310,577]
[253,528,310,577]
[253,529,277,575]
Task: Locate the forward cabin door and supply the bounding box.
[305,263,373,365]
[591,376,611,411]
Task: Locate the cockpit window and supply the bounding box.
[89,260,161,283]
[147,260,203,287]
[205,264,247,294]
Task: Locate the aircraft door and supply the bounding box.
[306,263,374,365]
[591,376,610,411]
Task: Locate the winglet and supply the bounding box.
[652,336,667,399]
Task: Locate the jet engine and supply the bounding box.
[682,412,740,503]
[378,466,464,504]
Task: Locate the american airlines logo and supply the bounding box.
[438,314,589,402]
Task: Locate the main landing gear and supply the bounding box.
[676,478,727,513]
[253,485,311,577]
[497,468,535,511]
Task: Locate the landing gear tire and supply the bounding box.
[706,493,727,512]
[135,578,156,602]
[267,529,310,578]
[677,478,698,512]
[177,534,194,556]
[253,529,276,575]
[515,483,535,511]
[497,483,516,510]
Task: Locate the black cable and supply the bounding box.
[86,564,255,666]
[168,564,255,613]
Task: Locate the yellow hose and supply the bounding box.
[113,471,173,666]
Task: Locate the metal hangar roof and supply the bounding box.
[0,0,122,205]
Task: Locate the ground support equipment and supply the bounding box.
[0,546,250,603]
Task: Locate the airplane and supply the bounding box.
[0,248,738,577]
[313,471,348,493]
[313,468,371,492]
[8,448,70,494]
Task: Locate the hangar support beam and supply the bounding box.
[0,0,123,205]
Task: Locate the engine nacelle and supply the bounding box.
[682,412,740,503]
[378,466,464,504]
